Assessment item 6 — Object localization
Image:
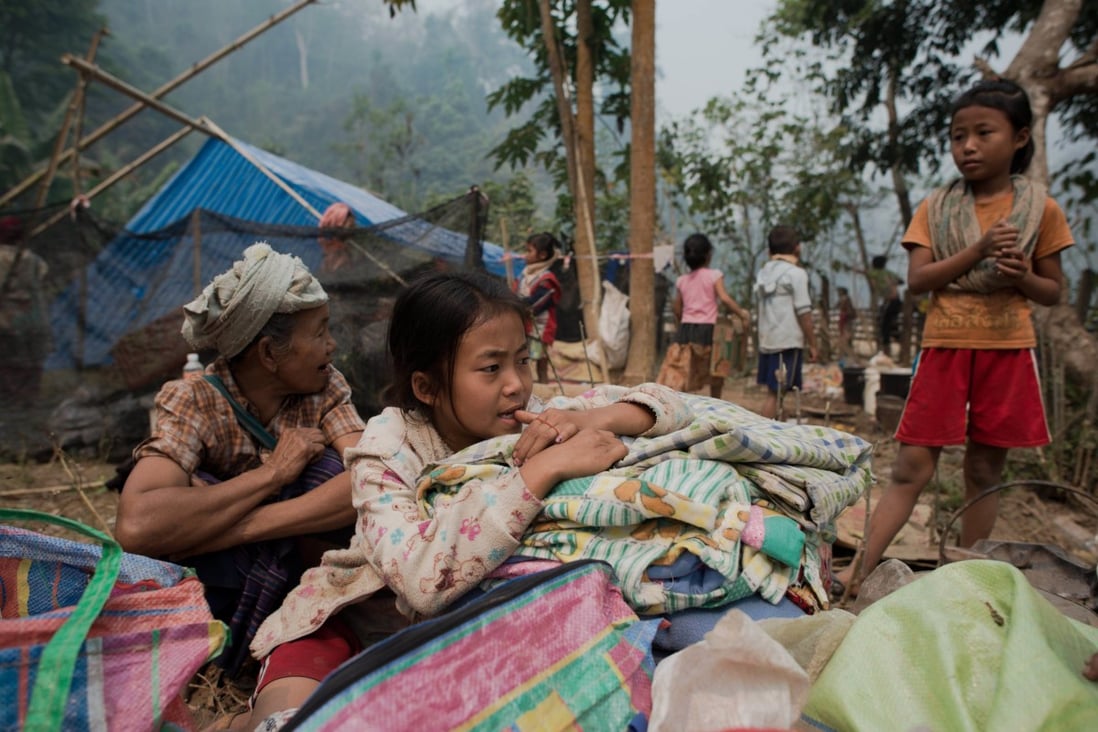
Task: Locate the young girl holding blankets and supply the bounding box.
[225,271,692,730]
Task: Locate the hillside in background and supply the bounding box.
[74,0,540,218]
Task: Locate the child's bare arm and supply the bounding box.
[998,249,1063,306]
[715,278,750,322]
[797,311,818,362]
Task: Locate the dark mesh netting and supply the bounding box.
[0,191,491,461]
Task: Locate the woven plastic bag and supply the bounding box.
[280,560,659,732]
[802,559,1098,731]
[0,508,227,732]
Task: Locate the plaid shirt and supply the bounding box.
[134,357,365,476]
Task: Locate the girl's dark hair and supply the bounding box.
[383,270,529,413]
[682,233,713,270]
[526,232,559,259]
[951,79,1035,174]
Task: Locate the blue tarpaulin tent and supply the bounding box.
[47,136,510,370]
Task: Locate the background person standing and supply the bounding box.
[754,226,817,419]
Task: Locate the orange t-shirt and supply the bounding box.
[903,192,1074,349]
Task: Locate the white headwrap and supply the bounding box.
[181,242,328,358]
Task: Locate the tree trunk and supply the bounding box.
[886,66,918,353]
[1076,269,1095,325]
[624,0,656,383]
[987,0,1098,410]
[885,67,913,229]
[843,201,874,307]
[818,275,832,364]
[574,0,601,340]
[537,0,601,340]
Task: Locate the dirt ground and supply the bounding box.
[3,373,1095,727]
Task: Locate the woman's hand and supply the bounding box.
[265,427,327,486]
[512,408,589,467]
[518,428,628,498]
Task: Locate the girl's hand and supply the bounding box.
[994,247,1029,281]
[512,408,587,466]
[518,428,628,497]
[974,219,1020,259]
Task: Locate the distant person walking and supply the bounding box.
[836,286,858,362]
[657,233,750,398]
[753,226,817,419]
[868,254,903,354]
[837,79,1074,595]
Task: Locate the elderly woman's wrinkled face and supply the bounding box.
[276,304,336,394]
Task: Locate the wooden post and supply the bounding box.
[1,0,318,208]
[69,30,108,197]
[500,217,514,290]
[33,29,106,211]
[191,209,203,297]
[76,262,88,371]
[464,186,486,272]
[61,56,219,135]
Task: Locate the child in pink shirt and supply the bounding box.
[658,233,750,398]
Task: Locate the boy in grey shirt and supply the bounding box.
[754,226,817,418]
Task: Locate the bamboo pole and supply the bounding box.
[34,30,107,210]
[0,480,107,498]
[61,56,218,135]
[500,217,514,289]
[70,30,108,198]
[1,0,318,208]
[29,126,194,239]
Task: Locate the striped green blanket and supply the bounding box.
[417,394,873,614]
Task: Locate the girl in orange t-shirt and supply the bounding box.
[838,79,1074,594]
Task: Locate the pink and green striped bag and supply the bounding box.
[0,509,227,732]
[281,560,659,732]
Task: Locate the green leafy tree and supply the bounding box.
[769,0,1098,416]
[491,0,634,338]
[0,0,104,198]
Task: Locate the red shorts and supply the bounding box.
[894,348,1049,448]
[254,617,361,699]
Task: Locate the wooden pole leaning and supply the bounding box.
[0,0,318,208]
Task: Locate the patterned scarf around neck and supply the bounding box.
[519,253,559,291]
[925,174,1045,293]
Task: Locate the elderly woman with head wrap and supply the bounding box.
[115,243,365,674]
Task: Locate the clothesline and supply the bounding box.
[499,252,657,261]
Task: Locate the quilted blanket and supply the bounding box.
[417,394,873,613]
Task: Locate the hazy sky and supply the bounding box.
[655,1,772,121]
